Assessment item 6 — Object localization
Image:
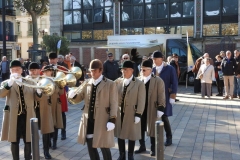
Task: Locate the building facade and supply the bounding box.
[0,0,18,60]
[50,0,240,67]
[15,10,50,59]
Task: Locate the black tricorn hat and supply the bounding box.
[89,59,103,70]
[141,60,153,68]
[28,62,40,70]
[152,50,163,58]
[41,65,54,72]
[49,52,57,59]
[10,60,22,68]
[121,60,134,69]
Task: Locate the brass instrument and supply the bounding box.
[68,79,90,104]
[56,65,82,80]
[2,77,56,96]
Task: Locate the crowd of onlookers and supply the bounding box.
[192,50,240,99]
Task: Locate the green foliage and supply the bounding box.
[42,35,70,55]
[14,0,49,15]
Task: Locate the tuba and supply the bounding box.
[67,79,90,104]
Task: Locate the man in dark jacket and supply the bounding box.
[221,50,237,99]
[0,56,10,81]
[233,50,240,98]
[103,53,119,81]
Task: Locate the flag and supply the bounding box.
[57,40,62,49]
[187,31,194,72]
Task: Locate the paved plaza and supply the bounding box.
[0,85,240,159]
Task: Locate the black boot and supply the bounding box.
[135,130,146,154]
[128,153,134,160]
[52,140,57,150]
[52,128,58,150]
[165,138,172,146]
[24,143,32,160]
[150,137,155,156]
[11,143,19,160]
[61,112,66,140]
[86,138,100,160]
[43,134,52,159]
[117,138,126,160]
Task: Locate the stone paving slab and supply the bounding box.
[0,85,240,159]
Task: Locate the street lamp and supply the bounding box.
[1,1,14,57]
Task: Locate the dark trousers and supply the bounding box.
[118,138,135,154]
[162,115,172,139]
[216,77,224,94]
[61,112,66,137]
[86,138,112,160]
[11,114,31,160]
[2,72,9,81]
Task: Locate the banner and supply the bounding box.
[187,32,194,72]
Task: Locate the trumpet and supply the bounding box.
[67,79,90,104]
[55,65,82,80]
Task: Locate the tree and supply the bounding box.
[42,35,70,55]
[14,0,49,49]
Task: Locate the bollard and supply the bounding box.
[30,118,40,160]
[155,121,164,160]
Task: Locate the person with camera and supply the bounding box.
[214,55,224,96]
[197,58,215,98]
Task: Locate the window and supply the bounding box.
[203,24,219,36]
[221,23,238,35]
[28,21,33,31]
[223,0,238,15]
[204,0,220,16]
[63,32,72,40]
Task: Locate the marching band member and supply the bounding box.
[115,60,145,160]
[27,62,54,159]
[42,65,64,150]
[49,52,69,141]
[68,59,118,160]
[0,60,42,160]
[152,51,178,146]
[134,60,165,156]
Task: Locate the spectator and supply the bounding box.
[64,55,71,69]
[197,58,215,98]
[167,56,173,64]
[233,50,240,98]
[17,58,27,77]
[131,49,142,77]
[70,56,85,85]
[221,50,237,100]
[57,55,68,69]
[170,54,180,78]
[24,59,31,73]
[103,53,120,81]
[0,56,10,81]
[220,51,226,59]
[214,55,224,96]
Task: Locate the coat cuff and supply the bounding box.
[108,116,116,124]
[4,83,11,90]
[170,94,176,99]
[135,112,142,118]
[157,106,165,112]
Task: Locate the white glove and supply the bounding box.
[134,117,140,124]
[10,73,19,79]
[157,111,164,118]
[106,122,115,131]
[68,90,76,99]
[169,98,175,104]
[36,89,42,94]
[53,65,57,70]
[7,78,14,87]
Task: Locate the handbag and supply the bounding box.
[198,65,210,79]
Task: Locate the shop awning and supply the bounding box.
[96,43,161,49]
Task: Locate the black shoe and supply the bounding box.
[150,151,155,156]
[164,139,172,146]
[134,145,146,154]
[117,152,126,160]
[175,99,179,102]
[44,150,52,159]
[216,93,223,96]
[128,153,134,160]
[61,136,66,140]
[61,132,66,140]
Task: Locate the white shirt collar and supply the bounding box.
[91,75,103,86]
[143,74,151,84]
[156,63,164,73]
[124,75,133,86]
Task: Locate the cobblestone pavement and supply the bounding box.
[0,85,240,160]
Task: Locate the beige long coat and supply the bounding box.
[70,77,118,148]
[0,80,41,142]
[50,85,64,129]
[144,75,166,137]
[114,77,146,141]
